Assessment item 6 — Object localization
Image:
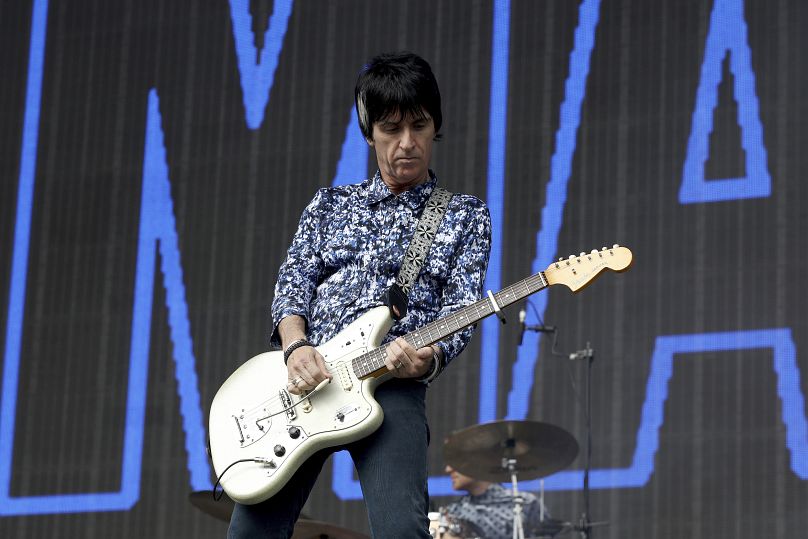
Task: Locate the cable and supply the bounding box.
[522,300,582,403]
[524,299,546,327]
[213,459,254,501]
[212,379,331,502]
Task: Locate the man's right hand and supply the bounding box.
[286,345,331,395]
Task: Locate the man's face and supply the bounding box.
[445,465,476,492]
[369,110,435,195]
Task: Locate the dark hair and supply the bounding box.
[354,51,442,141]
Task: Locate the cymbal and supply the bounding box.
[189,491,369,538]
[444,420,579,482]
[189,490,234,522]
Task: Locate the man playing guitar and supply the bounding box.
[226,51,492,538]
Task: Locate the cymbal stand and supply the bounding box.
[539,478,546,522]
[503,455,526,539]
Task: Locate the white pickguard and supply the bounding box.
[208,306,394,504]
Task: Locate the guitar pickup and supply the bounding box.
[337,363,353,391]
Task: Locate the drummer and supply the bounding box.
[442,464,550,539]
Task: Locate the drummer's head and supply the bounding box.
[445,465,492,496]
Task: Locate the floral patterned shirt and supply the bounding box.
[270,171,491,370]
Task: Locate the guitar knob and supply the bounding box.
[612,244,619,248]
[591,249,598,254]
[288,426,301,439]
[274,444,286,457]
[579,252,585,256]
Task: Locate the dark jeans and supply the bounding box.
[227,379,432,538]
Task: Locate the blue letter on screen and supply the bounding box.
[0,75,212,514]
[504,0,602,425]
[332,106,369,187]
[680,0,771,203]
[527,328,807,491]
[229,0,293,130]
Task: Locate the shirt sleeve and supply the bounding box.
[434,202,492,366]
[269,189,327,347]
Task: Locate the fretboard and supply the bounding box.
[351,270,549,378]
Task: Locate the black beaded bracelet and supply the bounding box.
[283,339,314,365]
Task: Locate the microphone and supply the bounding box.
[518,308,526,345]
[569,345,593,360]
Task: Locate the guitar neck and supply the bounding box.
[352,271,549,378]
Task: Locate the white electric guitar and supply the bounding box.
[209,245,633,504]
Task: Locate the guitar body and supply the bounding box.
[209,306,394,504]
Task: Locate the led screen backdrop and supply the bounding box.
[2,0,807,537]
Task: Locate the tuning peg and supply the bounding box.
[558,257,564,262]
[579,252,586,256]
[591,249,598,254]
[602,246,607,251]
[568,255,575,260]
[612,244,619,248]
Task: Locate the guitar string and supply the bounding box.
[237,347,390,424]
[238,361,343,419]
[233,262,587,426]
[234,339,426,438]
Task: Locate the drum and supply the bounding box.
[428,509,483,539]
[428,511,456,538]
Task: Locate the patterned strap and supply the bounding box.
[395,186,453,295]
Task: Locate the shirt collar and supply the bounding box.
[364,170,438,210]
[468,483,502,502]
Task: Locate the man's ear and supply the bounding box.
[366,137,374,147]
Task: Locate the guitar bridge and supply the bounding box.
[280,390,297,421]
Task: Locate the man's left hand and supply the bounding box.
[384,337,435,378]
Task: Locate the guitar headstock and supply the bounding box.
[544,245,633,293]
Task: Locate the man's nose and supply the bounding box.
[400,128,416,149]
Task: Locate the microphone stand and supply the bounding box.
[569,343,594,539]
[523,321,597,539]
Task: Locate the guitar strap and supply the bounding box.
[385,186,453,320]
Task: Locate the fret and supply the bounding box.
[368,350,375,373]
[372,347,386,371]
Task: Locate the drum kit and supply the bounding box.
[434,419,605,539]
[191,419,602,538]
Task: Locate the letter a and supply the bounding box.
[679,0,771,203]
